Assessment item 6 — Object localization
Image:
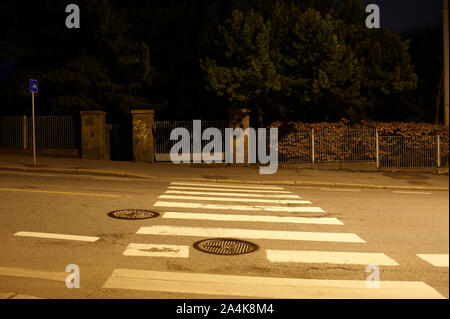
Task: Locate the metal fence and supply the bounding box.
[155,120,228,161]
[277,129,377,163]
[439,135,449,168]
[379,135,438,168]
[276,128,448,168]
[0,116,24,149]
[0,116,79,149]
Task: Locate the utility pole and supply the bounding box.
[444,0,449,126]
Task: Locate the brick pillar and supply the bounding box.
[131,109,155,162]
[80,111,109,160]
[228,108,251,164]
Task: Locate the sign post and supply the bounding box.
[29,79,38,166]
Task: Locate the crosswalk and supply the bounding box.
[102,181,446,299]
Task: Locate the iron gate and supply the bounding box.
[154,120,228,161]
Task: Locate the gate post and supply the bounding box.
[80,111,108,160]
[228,108,251,164]
[131,109,155,163]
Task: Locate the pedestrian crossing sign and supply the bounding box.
[29,79,38,93]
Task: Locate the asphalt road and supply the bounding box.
[0,170,448,299]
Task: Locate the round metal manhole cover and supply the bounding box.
[107,209,159,220]
[193,238,258,255]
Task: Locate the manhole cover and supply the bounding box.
[193,238,258,255]
[108,209,159,220]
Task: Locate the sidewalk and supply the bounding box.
[0,152,448,191]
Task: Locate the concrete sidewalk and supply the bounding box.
[0,152,448,191]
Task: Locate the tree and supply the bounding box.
[200,9,281,126]
[200,0,418,123]
[40,0,154,115]
[0,0,155,116]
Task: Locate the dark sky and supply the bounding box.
[361,0,443,32]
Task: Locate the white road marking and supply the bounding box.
[123,243,189,258]
[14,231,100,242]
[154,201,325,213]
[171,182,284,190]
[103,269,445,299]
[162,211,343,225]
[393,191,432,195]
[165,190,301,199]
[417,254,449,267]
[168,186,291,194]
[321,188,361,192]
[136,226,364,243]
[0,266,67,282]
[158,194,312,205]
[266,250,399,265]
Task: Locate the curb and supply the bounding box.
[0,292,43,299]
[0,165,448,191]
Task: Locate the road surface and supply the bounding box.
[0,170,448,299]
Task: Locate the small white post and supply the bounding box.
[376,129,380,169]
[437,135,441,168]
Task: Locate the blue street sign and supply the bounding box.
[30,79,38,93]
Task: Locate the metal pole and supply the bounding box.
[311,129,315,164]
[32,92,36,166]
[376,129,380,169]
[444,0,449,126]
[437,135,441,168]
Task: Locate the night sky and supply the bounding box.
[361,0,443,32]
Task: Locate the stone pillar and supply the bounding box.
[80,111,109,160]
[131,109,155,162]
[228,108,251,164]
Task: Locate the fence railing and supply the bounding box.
[154,120,228,161]
[0,116,79,149]
[276,128,448,168]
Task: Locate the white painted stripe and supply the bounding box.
[0,266,67,282]
[159,194,312,205]
[165,190,301,199]
[394,191,432,195]
[154,201,325,213]
[266,250,399,266]
[123,243,189,258]
[169,186,291,194]
[321,188,361,192]
[14,231,100,242]
[136,226,364,243]
[103,269,445,299]
[171,182,284,190]
[417,254,449,267]
[163,211,343,225]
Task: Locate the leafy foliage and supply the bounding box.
[201,0,418,124]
